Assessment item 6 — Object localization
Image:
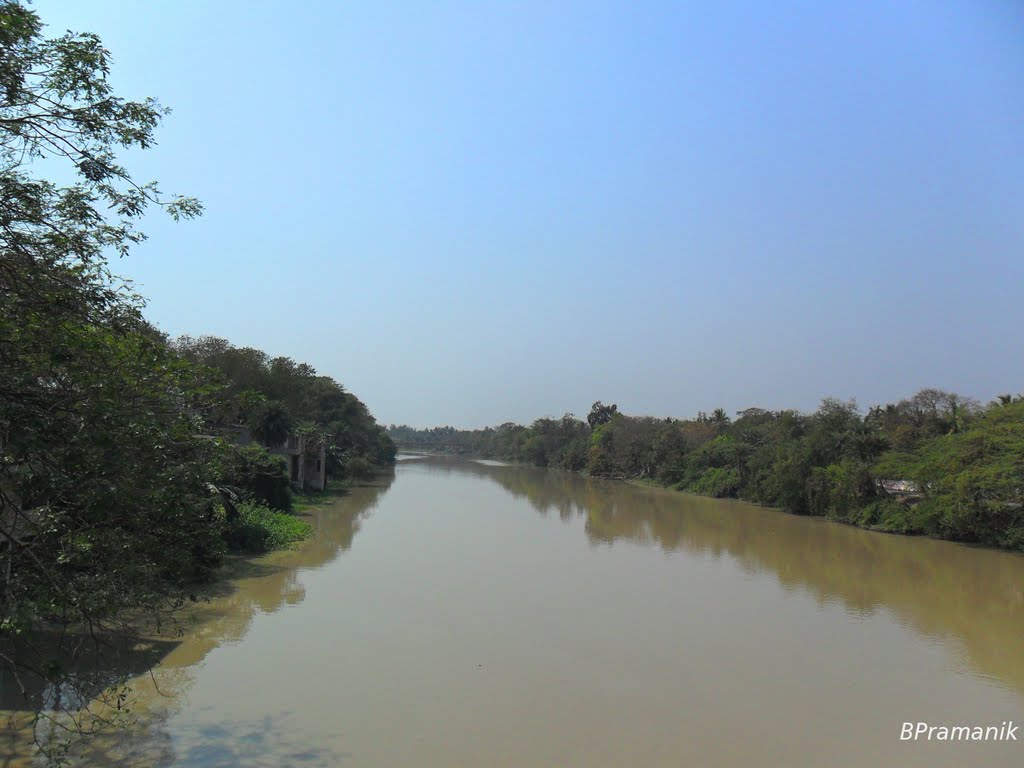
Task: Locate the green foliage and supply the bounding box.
[804,460,876,520]
[686,467,741,497]
[586,422,618,476]
[872,402,1024,548]
[861,498,939,535]
[174,336,397,478]
[587,401,618,428]
[0,2,200,233]
[373,429,399,465]
[222,502,312,554]
[388,389,1022,551]
[344,456,378,481]
[682,436,742,483]
[0,0,210,720]
[213,444,292,511]
[247,400,293,448]
[552,436,589,472]
[651,421,688,484]
[2,322,227,595]
[523,434,549,467]
[0,4,396,761]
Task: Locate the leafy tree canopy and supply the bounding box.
[0,0,205,754]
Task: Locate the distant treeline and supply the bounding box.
[389,391,1024,551]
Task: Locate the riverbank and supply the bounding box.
[190,486,350,587]
[390,396,1024,554]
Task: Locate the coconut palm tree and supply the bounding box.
[248,400,292,447]
[710,408,731,434]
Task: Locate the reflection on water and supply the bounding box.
[5,458,1024,767]
[47,710,349,768]
[422,456,1024,696]
[0,475,393,767]
[167,472,394,669]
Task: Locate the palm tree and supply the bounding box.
[710,408,731,434]
[248,400,292,447]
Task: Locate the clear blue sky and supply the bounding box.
[38,1,1024,427]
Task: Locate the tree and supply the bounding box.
[587,401,618,429]
[710,408,731,435]
[0,2,203,758]
[0,2,200,227]
[872,401,1024,548]
[248,400,293,448]
[175,334,396,477]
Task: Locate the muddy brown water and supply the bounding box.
[4,454,1024,766]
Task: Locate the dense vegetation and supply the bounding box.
[389,391,1024,551]
[0,3,393,758]
[222,501,314,554]
[174,334,396,491]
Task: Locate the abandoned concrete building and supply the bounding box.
[213,426,328,492]
[275,432,327,491]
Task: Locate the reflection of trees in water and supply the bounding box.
[0,473,394,766]
[21,709,347,768]
[0,633,183,768]
[415,456,1024,697]
[166,472,394,669]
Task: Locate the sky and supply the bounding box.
[36,0,1024,427]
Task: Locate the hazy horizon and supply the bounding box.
[38,0,1024,427]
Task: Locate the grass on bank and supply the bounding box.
[223,501,314,554]
[292,484,348,513]
[222,460,386,556]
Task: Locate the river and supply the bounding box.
[5,454,1024,766]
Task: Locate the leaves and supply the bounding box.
[0,3,210,754]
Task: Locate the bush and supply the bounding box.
[804,460,876,521]
[657,463,687,486]
[867,498,940,535]
[687,467,741,498]
[218,444,293,511]
[223,502,312,553]
[552,437,589,472]
[998,523,1024,552]
[872,401,1024,548]
[345,456,378,480]
[586,423,619,476]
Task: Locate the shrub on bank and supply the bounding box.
[345,456,378,480]
[223,501,313,553]
[686,467,741,498]
[215,444,293,511]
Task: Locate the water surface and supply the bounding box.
[5,455,1023,766]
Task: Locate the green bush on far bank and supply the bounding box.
[223,501,313,553]
[685,467,741,497]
